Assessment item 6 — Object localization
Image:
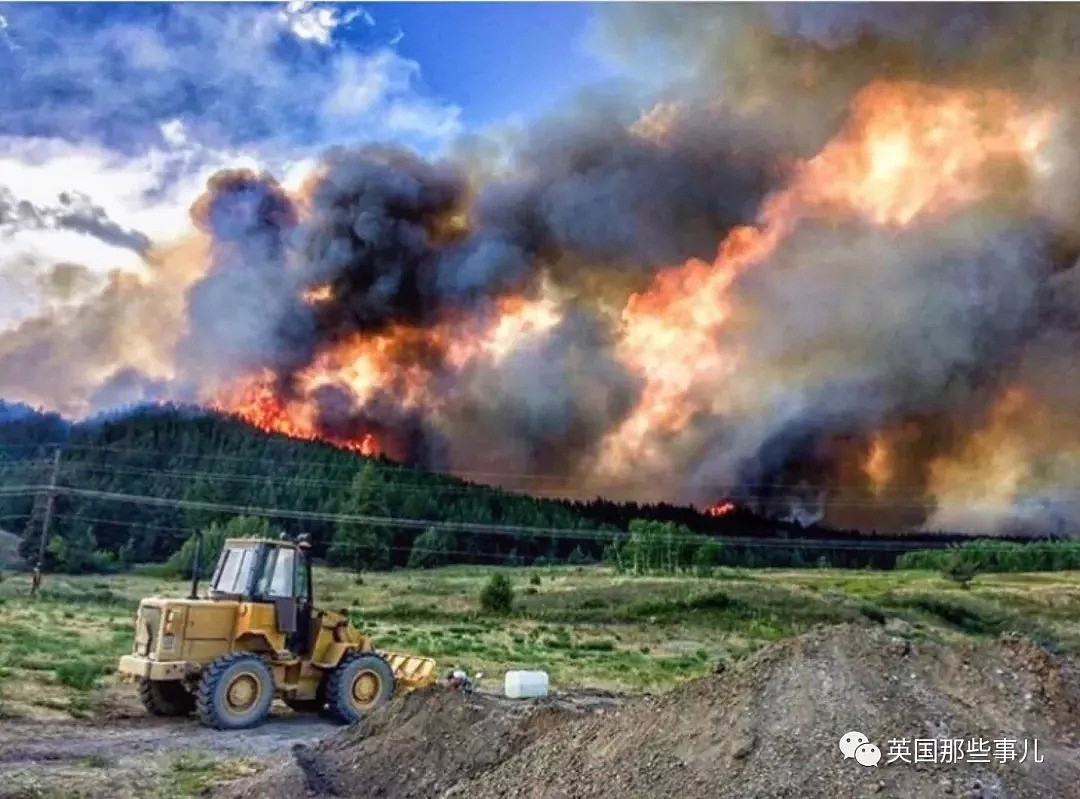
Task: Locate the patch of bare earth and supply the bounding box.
[0,702,337,799]
[218,626,1080,799]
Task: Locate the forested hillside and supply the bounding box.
[0,403,983,573]
[0,405,614,569]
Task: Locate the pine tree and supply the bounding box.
[328,462,392,572]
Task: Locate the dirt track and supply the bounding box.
[0,712,336,765]
[0,708,337,799]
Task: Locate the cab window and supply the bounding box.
[213,546,257,596]
[295,551,310,601]
[256,547,295,598]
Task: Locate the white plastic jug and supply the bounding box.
[504,669,549,699]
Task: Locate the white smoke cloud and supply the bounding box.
[280,1,372,47]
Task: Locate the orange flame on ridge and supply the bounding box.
[212,372,379,455]
[212,294,562,455]
[705,501,736,517]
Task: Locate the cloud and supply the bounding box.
[280,1,372,47]
[0,4,460,152]
[0,188,150,254]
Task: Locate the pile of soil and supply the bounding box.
[219,625,1080,799]
[218,688,601,799]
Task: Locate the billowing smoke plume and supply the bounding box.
[5,5,1080,534]
[178,169,309,386]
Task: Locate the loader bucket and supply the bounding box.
[380,651,437,692]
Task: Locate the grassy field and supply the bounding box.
[3,563,1080,724]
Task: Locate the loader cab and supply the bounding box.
[209,536,315,654]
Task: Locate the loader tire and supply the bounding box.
[138,678,195,717]
[325,652,395,724]
[196,653,275,731]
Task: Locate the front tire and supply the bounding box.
[138,678,195,716]
[325,652,395,724]
[196,653,275,730]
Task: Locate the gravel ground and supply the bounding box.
[0,705,337,799]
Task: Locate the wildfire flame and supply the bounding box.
[211,372,379,455]
[303,284,334,303]
[595,80,1054,480]
[213,294,561,455]
[211,79,1059,521]
[705,501,737,517]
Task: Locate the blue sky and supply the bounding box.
[0,2,614,154]
[375,3,615,128]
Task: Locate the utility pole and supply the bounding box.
[35,446,62,569]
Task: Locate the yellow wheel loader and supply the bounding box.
[117,534,435,730]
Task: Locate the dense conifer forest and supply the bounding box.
[0,402,993,573]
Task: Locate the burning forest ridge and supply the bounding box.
[3,6,1080,535]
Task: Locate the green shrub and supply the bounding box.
[694,539,724,577]
[529,573,542,586]
[54,660,107,690]
[479,574,514,615]
[855,601,887,624]
[942,553,979,588]
[566,546,590,565]
[578,639,616,651]
[407,527,457,569]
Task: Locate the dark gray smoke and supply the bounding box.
[446,305,643,479]
[299,147,469,334]
[446,92,781,295]
[176,169,314,387]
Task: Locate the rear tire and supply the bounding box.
[325,652,394,724]
[138,678,195,716]
[196,653,275,730]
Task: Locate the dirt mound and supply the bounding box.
[218,689,593,799]
[219,626,1080,799]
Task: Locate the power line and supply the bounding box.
[47,512,556,563]
[46,486,947,551]
[52,509,932,557]
[53,442,989,496]
[57,461,571,501]
[54,512,191,537]
[55,460,952,508]
[0,483,47,496]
